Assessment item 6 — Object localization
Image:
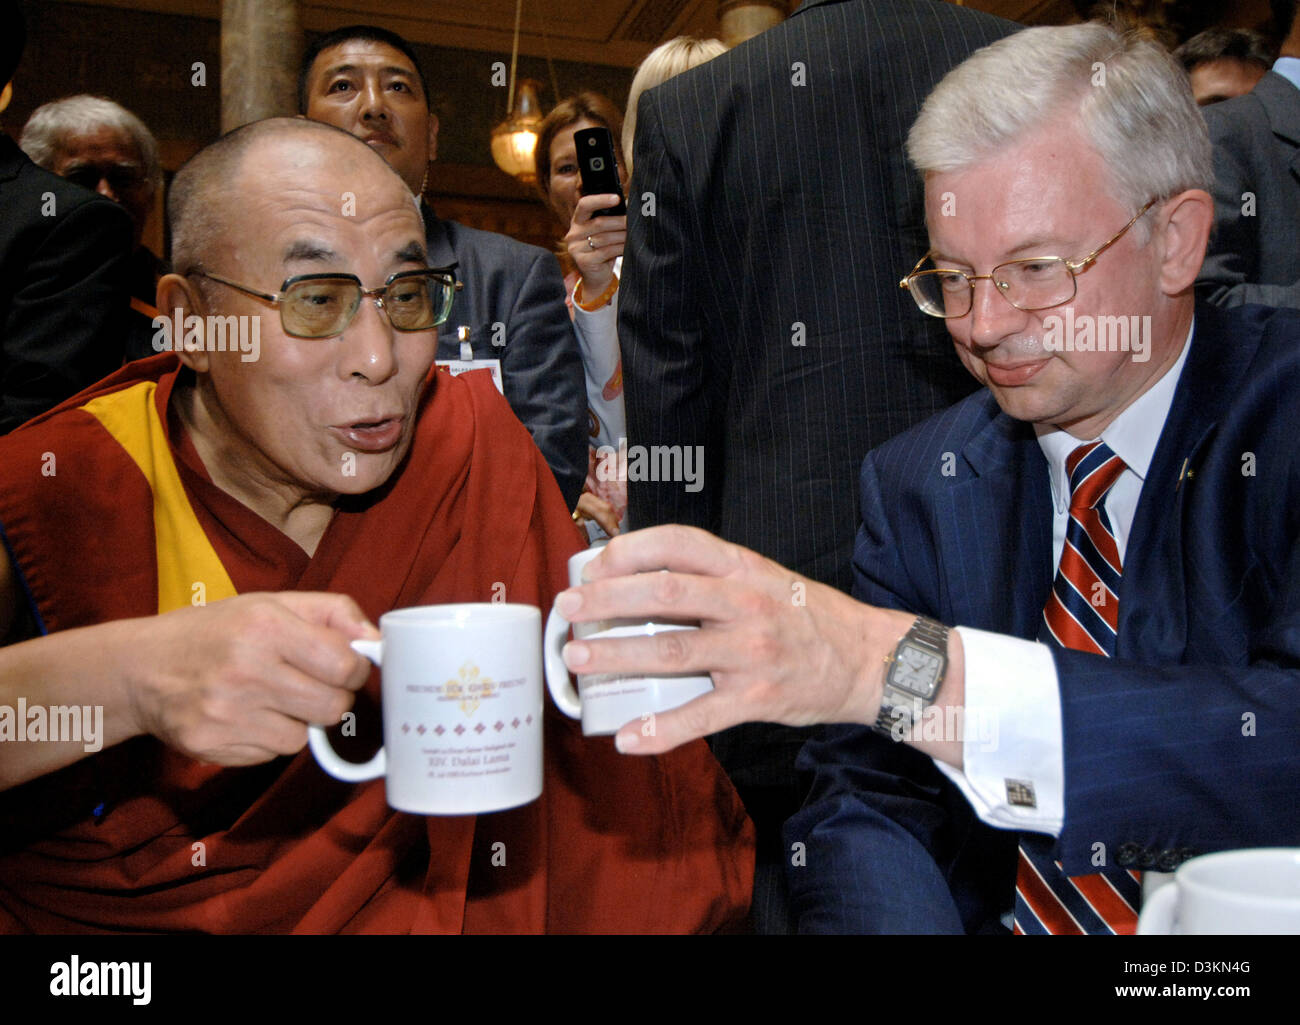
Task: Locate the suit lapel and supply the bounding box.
[1255,72,1300,186]
[1118,309,1239,661]
[421,201,470,354]
[938,411,1053,638]
[421,201,458,268]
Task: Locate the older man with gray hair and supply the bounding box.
[21,95,165,360]
[554,21,1300,933]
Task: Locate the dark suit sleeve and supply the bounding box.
[783,450,1016,933]
[498,248,588,510]
[2,195,132,432]
[1053,648,1300,874]
[619,88,719,533]
[1197,101,1300,309]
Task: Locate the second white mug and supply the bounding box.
[543,545,713,736]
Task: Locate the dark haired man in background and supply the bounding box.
[1197,0,1300,309]
[1174,27,1272,105]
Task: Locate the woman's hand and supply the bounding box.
[575,490,621,537]
[564,193,627,301]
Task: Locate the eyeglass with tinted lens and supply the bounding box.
[899,198,1158,319]
[191,266,460,338]
[63,165,147,194]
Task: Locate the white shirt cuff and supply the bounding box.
[931,626,1065,836]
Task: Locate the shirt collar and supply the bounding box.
[1036,318,1195,512]
[1272,58,1300,93]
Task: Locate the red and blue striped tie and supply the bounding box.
[1014,440,1141,935]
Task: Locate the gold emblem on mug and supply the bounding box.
[445,661,495,717]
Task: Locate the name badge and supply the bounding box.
[436,358,504,394]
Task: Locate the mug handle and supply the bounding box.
[306,638,387,782]
[543,603,583,719]
[1136,879,1177,935]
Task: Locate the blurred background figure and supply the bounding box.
[622,36,727,180]
[0,0,131,434]
[20,95,165,361]
[536,92,629,539]
[1174,27,1272,104]
[1197,0,1300,309]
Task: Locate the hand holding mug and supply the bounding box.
[544,544,712,737]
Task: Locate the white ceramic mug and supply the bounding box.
[1137,848,1300,934]
[543,545,714,736]
[307,603,543,816]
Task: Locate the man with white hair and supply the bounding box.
[555,22,1300,933]
[21,95,166,361]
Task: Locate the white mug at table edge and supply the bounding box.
[1137,847,1300,934]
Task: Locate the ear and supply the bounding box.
[1155,188,1214,296]
[426,113,439,163]
[0,82,12,115]
[156,273,212,374]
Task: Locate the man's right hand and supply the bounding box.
[124,592,379,766]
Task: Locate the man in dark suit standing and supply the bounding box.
[0,0,132,433]
[559,23,1300,933]
[302,25,588,509]
[1197,0,1300,309]
[618,0,1016,930]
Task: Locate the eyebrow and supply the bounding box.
[283,240,340,264]
[1005,238,1066,257]
[394,242,427,265]
[321,62,417,82]
[930,238,1068,266]
[64,158,139,167]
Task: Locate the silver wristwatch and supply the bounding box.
[873,616,949,739]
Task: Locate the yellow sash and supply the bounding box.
[82,382,237,614]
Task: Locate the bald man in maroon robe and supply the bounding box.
[0,117,753,933]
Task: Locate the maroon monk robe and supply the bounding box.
[0,354,754,933]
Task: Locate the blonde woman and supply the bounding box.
[622,36,727,178]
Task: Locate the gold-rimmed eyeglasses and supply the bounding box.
[191,266,462,338]
[899,198,1159,319]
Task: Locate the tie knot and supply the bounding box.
[1065,441,1126,511]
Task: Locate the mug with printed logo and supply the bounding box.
[307,603,543,815]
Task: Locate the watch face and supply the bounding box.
[893,642,943,698]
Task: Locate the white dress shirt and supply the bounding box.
[571,255,625,454]
[933,321,1194,836]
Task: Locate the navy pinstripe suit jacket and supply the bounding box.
[786,301,1300,932]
